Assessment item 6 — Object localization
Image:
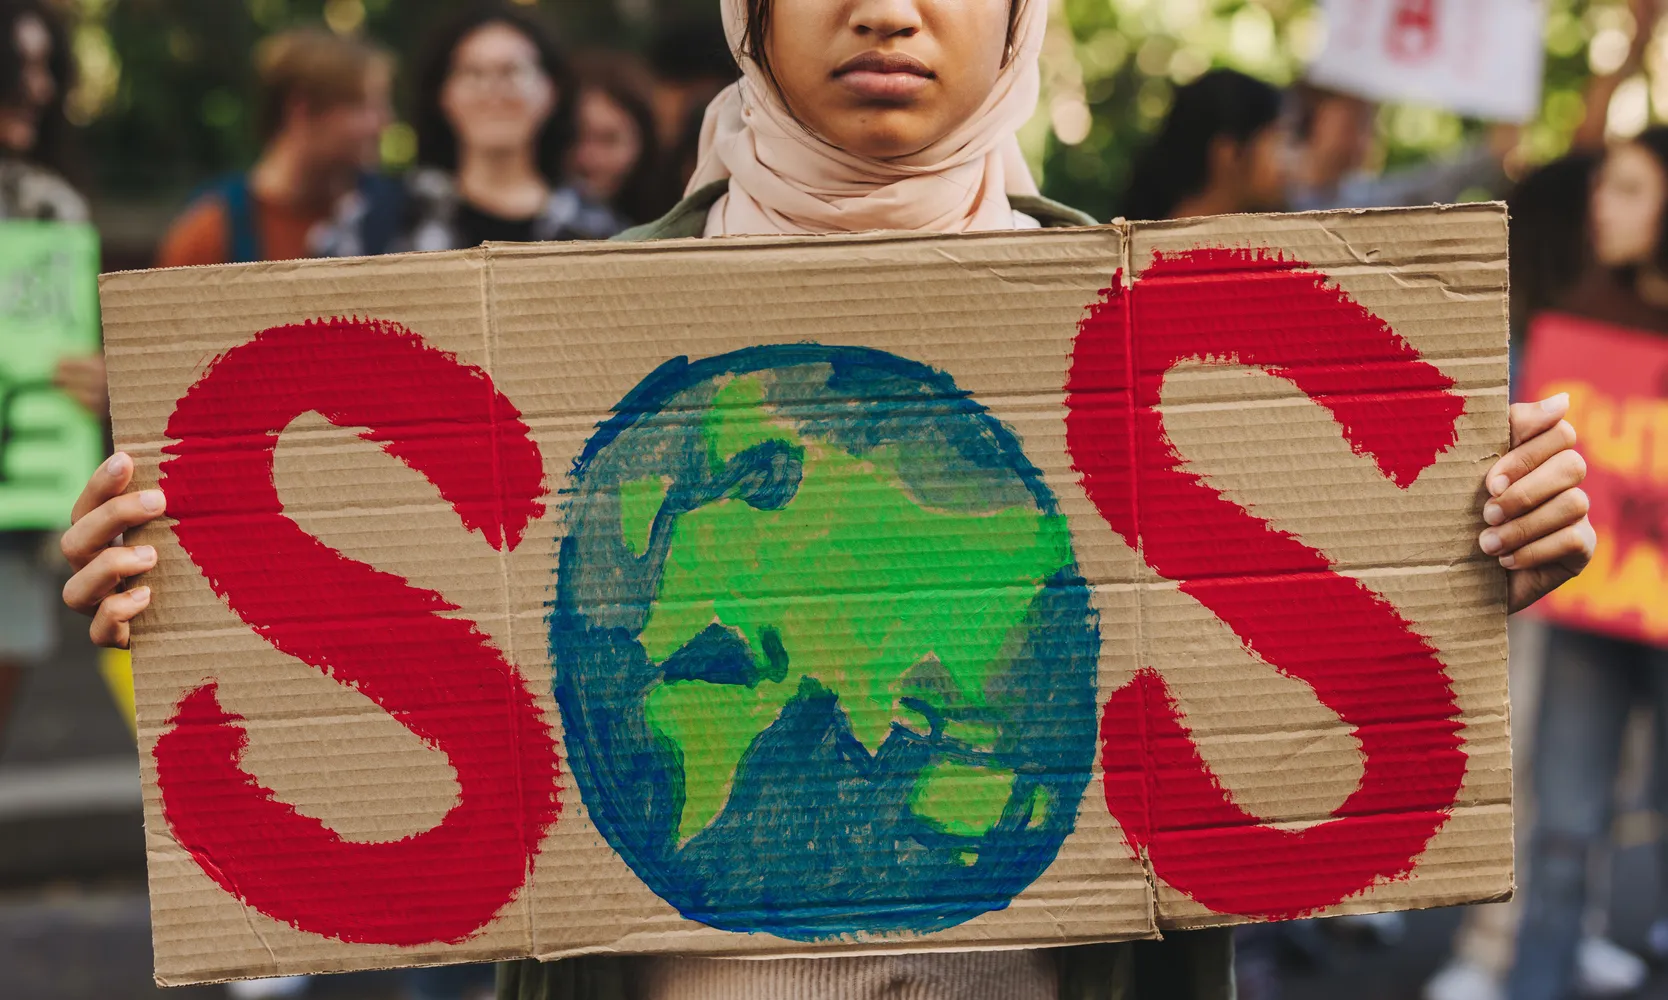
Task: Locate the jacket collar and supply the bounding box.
[614,180,1098,242]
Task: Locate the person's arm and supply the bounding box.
[1572,0,1660,150]
[153,198,231,268]
[1335,143,1507,208]
[52,355,107,418]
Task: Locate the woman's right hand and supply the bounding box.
[61,452,165,649]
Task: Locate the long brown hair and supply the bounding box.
[413,2,579,179]
[0,0,74,180]
[572,53,662,224]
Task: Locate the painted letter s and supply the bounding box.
[154,319,559,945]
[1066,249,1471,918]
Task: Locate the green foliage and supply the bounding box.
[1034,0,1630,222]
[62,0,1637,216]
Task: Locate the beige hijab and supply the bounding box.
[688,0,1047,237]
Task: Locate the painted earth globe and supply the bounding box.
[552,345,1099,939]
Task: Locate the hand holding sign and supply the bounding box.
[1484,396,1597,613]
[83,210,1590,982]
[61,452,161,649]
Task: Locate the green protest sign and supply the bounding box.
[0,220,101,531]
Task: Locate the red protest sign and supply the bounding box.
[1522,313,1668,647]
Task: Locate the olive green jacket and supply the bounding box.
[496,180,1235,1000]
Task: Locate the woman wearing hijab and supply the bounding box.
[62,1,1595,998]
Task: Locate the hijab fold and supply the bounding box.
[688,0,1048,237]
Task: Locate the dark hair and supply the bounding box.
[1286,81,1368,142]
[573,53,663,225]
[254,28,389,143]
[648,16,738,85]
[1506,151,1599,332]
[656,95,712,214]
[413,2,578,179]
[1621,126,1668,277]
[1121,69,1282,221]
[0,0,74,179]
[740,0,1027,97]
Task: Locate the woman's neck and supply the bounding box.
[455,146,549,220]
[1637,266,1668,309]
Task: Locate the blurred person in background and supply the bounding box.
[644,15,739,208]
[1283,83,1515,212]
[317,2,622,256]
[1503,126,1668,1000]
[0,0,97,414]
[0,0,101,739]
[1120,67,1285,220]
[645,15,737,152]
[0,0,80,223]
[154,28,394,267]
[1425,150,1655,1000]
[568,54,664,227]
[1427,11,1666,997]
[1505,154,1603,346]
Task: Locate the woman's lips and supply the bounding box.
[837,71,931,101]
[834,51,933,102]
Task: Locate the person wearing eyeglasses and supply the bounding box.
[316,3,624,257]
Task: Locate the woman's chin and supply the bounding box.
[823,117,951,162]
[455,126,543,157]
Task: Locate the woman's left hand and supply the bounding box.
[1480,393,1595,613]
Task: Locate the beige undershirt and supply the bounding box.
[639,951,1058,1000]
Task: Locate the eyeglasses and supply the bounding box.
[450,62,546,95]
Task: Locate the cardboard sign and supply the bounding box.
[100,205,1513,985]
[0,220,102,531]
[1522,313,1668,646]
[1308,0,1545,122]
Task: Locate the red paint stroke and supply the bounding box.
[1067,247,1469,919]
[1387,0,1441,62]
[153,318,556,945]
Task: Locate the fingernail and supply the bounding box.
[130,586,151,604]
[1480,530,1503,555]
[139,490,165,513]
[1541,393,1569,413]
[1499,555,1517,569]
[135,545,156,564]
[1484,502,1504,526]
[1489,475,1510,496]
[104,453,128,475]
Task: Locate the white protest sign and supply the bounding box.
[1309,0,1546,121]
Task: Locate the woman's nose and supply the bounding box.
[848,0,924,40]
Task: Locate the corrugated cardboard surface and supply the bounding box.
[100,205,1510,984]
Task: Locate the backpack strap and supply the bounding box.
[217,174,261,264]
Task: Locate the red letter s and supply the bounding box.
[1066,249,1470,918]
[154,318,558,945]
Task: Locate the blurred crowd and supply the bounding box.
[1,1,1666,1000]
